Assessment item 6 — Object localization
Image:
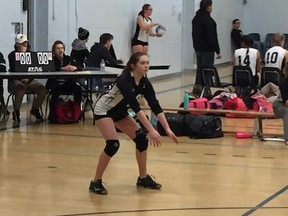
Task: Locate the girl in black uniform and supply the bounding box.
[89,52,179,195]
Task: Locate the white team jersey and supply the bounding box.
[137,17,151,42]
[234,48,258,76]
[265,46,287,70]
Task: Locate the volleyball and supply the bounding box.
[155,25,166,36]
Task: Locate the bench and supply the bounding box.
[142,106,276,139]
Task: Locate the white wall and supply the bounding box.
[243,0,288,41]
[48,0,183,77]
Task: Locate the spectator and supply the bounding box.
[70,27,90,68]
[132,4,159,54]
[46,40,82,123]
[192,0,221,92]
[0,51,6,115]
[234,35,261,85]
[273,63,288,145]
[8,34,47,122]
[265,33,288,71]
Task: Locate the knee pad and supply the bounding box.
[133,129,148,152]
[104,140,120,157]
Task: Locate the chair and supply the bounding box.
[265,33,274,49]
[200,66,231,98]
[233,65,256,88]
[249,33,261,42]
[261,67,283,87]
[284,34,288,49]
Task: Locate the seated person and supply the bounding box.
[87,33,123,89]
[0,51,6,113]
[273,63,288,145]
[70,27,90,68]
[264,33,288,72]
[8,34,47,122]
[46,40,82,123]
[234,35,261,86]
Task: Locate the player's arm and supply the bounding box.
[137,16,157,31]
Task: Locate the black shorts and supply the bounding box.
[131,38,148,47]
[94,109,129,122]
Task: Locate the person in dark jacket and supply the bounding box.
[46,40,82,123]
[87,33,123,89]
[231,19,243,51]
[192,0,221,88]
[0,52,6,116]
[87,33,122,68]
[70,27,90,68]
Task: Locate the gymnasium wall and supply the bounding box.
[48,0,183,77]
[243,0,288,41]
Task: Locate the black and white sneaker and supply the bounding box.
[136,175,162,189]
[89,180,108,195]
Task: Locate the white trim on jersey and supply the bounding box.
[234,48,258,76]
[265,46,287,70]
[137,18,151,42]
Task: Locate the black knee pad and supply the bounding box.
[133,129,148,152]
[104,140,120,157]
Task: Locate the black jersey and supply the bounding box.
[94,72,162,117]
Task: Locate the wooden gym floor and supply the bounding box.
[1,64,288,216]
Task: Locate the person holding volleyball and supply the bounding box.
[132,4,160,54]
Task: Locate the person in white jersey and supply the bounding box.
[260,33,288,102]
[265,33,288,71]
[234,35,261,85]
[132,4,159,54]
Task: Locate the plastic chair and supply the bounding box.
[249,33,261,42]
[233,65,256,87]
[200,66,231,98]
[265,33,274,49]
[261,67,282,87]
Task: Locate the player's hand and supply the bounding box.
[148,129,162,147]
[165,128,179,144]
[216,54,222,59]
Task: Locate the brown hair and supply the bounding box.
[138,4,151,16]
[52,40,65,54]
[271,33,285,47]
[122,52,147,74]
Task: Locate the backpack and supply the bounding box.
[157,113,185,136]
[183,114,223,139]
[55,100,81,124]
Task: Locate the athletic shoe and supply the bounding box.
[89,180,108,195]
[136,175,162,189]
[30,109,43,122]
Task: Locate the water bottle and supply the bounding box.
[100,59,105,71]
[183,90,189,109]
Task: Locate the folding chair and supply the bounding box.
[260,67,282,87]
[265,33,274,49]
[232,65,258,96]
[200,66,231,98]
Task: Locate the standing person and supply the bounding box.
[70,27,90,68]
[89,52,179,195]
[265,33,288,71]
[273,63,288,145]
[46,40,82,123]
[132,4,159,54]
[192,0,221,92]
[8,33,47,122]
[234,35,261,85]
[231,19,243,52]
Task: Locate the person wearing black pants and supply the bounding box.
[192,0,221,92]
[46,40,82,123]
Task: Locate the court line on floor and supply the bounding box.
[241,185,288,216]
[56,206,288,216]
